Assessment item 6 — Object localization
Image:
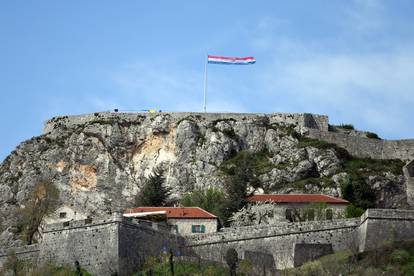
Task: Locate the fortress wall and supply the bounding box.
[39,217,120,275]
[38,214,182,276]
[307,129,414,161]
[118,220,185,276]
[359,209,414,252]
[383,140,414,161]
[186,219,360,270]
[0,244,39,269]
[186,209,414,270]
[43,112,329,134]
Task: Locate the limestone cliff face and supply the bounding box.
[0,112,409,246]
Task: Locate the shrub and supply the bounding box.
[15,180,60,244]
[390,249,411,265]
[366,132,381,140]
[338,124,355,130]
[345,204,365,218]
[237,259,253,276]
[297,137,351,160]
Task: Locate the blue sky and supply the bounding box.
[1,0,414,162]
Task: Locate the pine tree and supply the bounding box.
[135,167,171,206]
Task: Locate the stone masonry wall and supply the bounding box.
[403,160,414,206]
[39,216,120,275]
[359,209,414,252]
[185,219,360,269]
[185,209,414,270]
[39,214,182,276]
[308,129,414,161]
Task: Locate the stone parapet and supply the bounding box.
[43,112,329,134]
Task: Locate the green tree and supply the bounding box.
[225,248,239,276]
[135,167,171,206]
[345,204,365,218]
[180,187,225,217]
[15,180,60,244]
[220,151,265,225]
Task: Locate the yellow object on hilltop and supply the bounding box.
[148,109,157,113]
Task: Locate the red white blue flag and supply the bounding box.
[207,55,256,65]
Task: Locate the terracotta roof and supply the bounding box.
[248,194,349,204]
[125,207,217,219]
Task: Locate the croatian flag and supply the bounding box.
[207,55,256,65]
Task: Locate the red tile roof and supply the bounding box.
[248,194,349,204]
[125,207,217,219]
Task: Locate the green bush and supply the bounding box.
[180,187,225,219]
[390,249,411,265]
[345,204,365,218]
[344,158,404,176]
[338,124,355,130]
[135,259,228,276]
[297,137,351,160]
[366,132,381,140]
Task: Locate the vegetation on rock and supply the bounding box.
[14,180,60,244]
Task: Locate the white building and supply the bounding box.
[124,207,218,235]
[43,205,88,224]
[248,194,349,222]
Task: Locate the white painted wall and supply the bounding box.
[43,205,88,224]
[167,218,217,236]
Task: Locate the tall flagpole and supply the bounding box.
[203,55,208,113]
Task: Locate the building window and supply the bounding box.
[285,209,294,222]
[191,225,206,233]
[326,209,333,220]
[59,212,67,218]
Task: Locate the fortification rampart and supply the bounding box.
[185,209,414,270]
[308,129,414,161]
[1,214,183,276]
[39,214,183,275]
[42,111,414,162]
[43,111,329,133]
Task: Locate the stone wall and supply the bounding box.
[43,112,329,134]
[185,218,360,269]
[39,214,183,275]
[185,209,414,270]
[0,244,39,269]
[358,209,414,252]
[0,214,182,276]
[39,215,120,275]
[404,160,414,206]
[308,129,414,161]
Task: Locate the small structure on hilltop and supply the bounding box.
[124,207,218,235]
[248,194,349,223]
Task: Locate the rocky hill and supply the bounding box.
[0,112,412,246]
